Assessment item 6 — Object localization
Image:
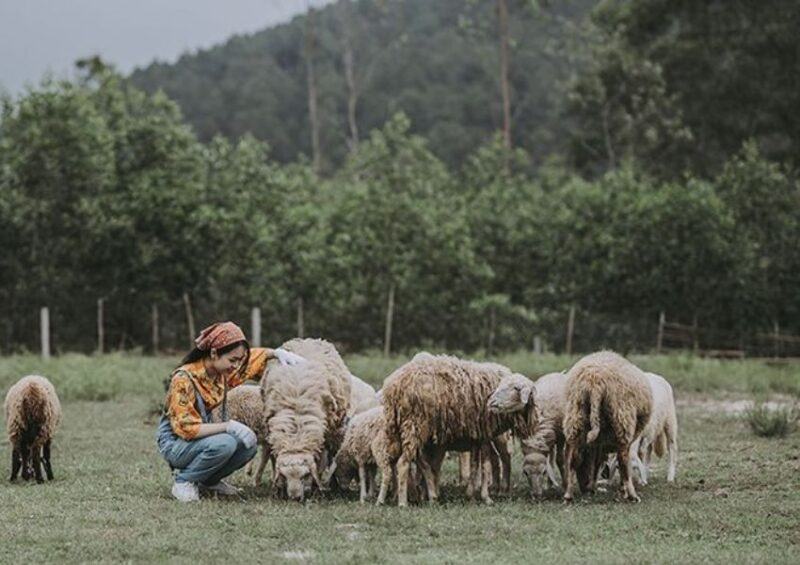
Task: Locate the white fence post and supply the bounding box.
[251,307,261,348]
[40,307,50,359]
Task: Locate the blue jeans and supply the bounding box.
[163,433,257,486]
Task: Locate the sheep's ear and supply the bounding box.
[520,383,536,406]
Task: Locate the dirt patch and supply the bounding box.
[678,396,797,415]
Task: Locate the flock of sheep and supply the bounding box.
[3,338,678,505]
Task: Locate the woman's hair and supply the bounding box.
[179,339,251,379]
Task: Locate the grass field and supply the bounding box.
[1,352,799,563]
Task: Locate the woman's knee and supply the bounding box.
[208,434,239,459]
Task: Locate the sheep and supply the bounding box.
[382,354,537,506]
[326,406,393,503]
[605,372,678,485]
[210,384,271,486]
[4,375,62,483]
[260,338,352,501]
[348,373,379,416]
[562,351,652,502]
[488,371,567,497]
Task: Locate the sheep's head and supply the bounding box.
[487,373,535,413]
[274,452,322,501]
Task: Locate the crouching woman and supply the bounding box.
[156,321,303,502]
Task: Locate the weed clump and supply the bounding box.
[745,402,798,438]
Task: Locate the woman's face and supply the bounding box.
[210,344,247,377]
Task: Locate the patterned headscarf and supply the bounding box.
[194,321,246,352]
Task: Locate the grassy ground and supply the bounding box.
[1,353,799,563]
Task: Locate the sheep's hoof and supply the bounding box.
[563,494,574,504]
[482,497,494,505]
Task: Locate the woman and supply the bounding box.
[156,321,303,502]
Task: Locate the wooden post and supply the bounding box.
[384,283,395,357]
[151,304,159,354]
[40,307,50,359]
[251,307,262,348]
[182,292,195,348]
[565,306,575,355]
[692,314,699,354]
[297,297,305,338]
[773,321,780,358]
[656,311,665,354]
[487,305,496,355]
[533,336,542,355]
[97,298,104,354]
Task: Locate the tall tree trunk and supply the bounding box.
[97,298,104,354]
[497,0,512,149]
[383,283,395,356]
[305,5,322,173]
[183,292,195,348]
[339,0,360,152]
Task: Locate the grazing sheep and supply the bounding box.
[606,372,678,485]
[382,354,536,506]
[348,373,379,416]
[327,406,392,503]
[210,384,270,486]
[562,351,652,502]
[261,338,352,501]
[4,375,62,483]
[488,371,567,497]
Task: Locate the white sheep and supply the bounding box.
[4,375,62,483]
[488,371,567,497]
[348,373,379,416]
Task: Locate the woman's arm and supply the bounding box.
[192,422,229,439]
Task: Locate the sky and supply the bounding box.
[0,0,333,95]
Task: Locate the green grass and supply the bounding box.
[745,402,799,438]
[1,353,799,562]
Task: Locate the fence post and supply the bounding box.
[383,283,395,357]
[152,304,159,354]
[297,297,305,338]
[251,307,262,348]
[183,292,195,347]
[533,336,542,355]
[692,314,699,354]
[566,306,575,356]
[773,321,780,358]
[656,311,665,354]
[40,307,50,359]
[97,298,104,354]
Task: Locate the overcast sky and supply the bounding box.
[0,0,333,95]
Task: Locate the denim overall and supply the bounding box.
[156,371,254,486]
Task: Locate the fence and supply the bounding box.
[10,299,800,360]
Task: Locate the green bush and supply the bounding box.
[745,402,798,438]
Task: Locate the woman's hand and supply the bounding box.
[273,348,305,366]
[226,420,257,449]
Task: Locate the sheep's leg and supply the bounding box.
[667,433,678,483]
[466,447,480,499]
[458,452,471,486]
[416,455,438,504]
[367,467,377,499]
[43,440,54,481]
[20,445,31,481]
[617,445,639,502]
[253,443,269,487]
[545,450,560,489]
[358,463,368,503]
[10,447,21,481]
[376,463,392,506]
[480,445,493,505]
[493,436,512,493]
[396,454,411,507]
[427,447,446,493]
[488,444,501,493]
[562,441,577,502]
[32,447,44,484]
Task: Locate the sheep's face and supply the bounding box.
[487,374,534,413]
[275,453,317,501]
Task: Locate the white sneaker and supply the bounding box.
[171,481,200,502]
[202,480,241,496]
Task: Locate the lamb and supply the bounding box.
[327,406,392,503]
[488,371,567,497]
[210,384,270,486]
[261,338,351,501]
[348,373,379,416]
[382,354,536,506]
[562,351,652,502]
[606,372,678,485]
[4,375,62,483]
